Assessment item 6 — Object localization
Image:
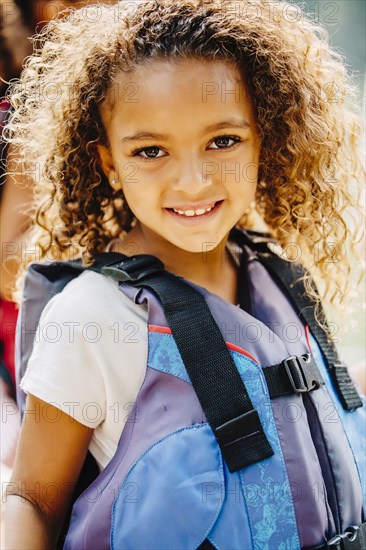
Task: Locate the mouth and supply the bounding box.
[165,200,224,218]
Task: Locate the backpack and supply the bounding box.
[15,227,366,549]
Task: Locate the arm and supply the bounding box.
[2,393,94,549]
[0,379,20,468]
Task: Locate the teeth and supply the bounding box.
[172,203,216,217]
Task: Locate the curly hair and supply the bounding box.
[4,0,365,322]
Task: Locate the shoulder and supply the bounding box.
[20,270,149,430]
[39,269,148,326]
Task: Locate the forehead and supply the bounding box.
[101,58,255,130]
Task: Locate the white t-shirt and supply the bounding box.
[20,271,149,471]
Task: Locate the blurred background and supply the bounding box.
[293,0,364,94]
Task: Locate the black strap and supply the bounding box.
[60,252,128,273]
[259,254,362,411]
[31,252,129,283]
[101,258,274,472]
[98,253,164,281]
[230,227,363,411]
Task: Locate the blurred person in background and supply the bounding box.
[0,0,117,471]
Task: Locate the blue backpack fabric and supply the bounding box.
[16,228,366,550]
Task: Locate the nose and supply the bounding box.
[171,154,214,194]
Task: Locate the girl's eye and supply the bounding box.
[131,135,242,160]
[208,135,241,150]
[132,146,166,160]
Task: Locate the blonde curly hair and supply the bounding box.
[4,0,365,322]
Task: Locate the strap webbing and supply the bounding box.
[126,271,274,473]
[259,254,362,411]
[90,254,276,472]
[230,228,362,411]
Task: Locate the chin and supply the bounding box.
[171,236,226,255]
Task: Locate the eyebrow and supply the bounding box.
[120,119,251,143]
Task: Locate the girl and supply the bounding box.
[3,0,365,548]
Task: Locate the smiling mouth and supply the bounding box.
[166,200,223,217]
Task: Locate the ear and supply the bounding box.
[96,144,122,191]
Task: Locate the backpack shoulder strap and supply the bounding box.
[229,226,363,411]
[97,255,274,472]
[28,251,127,280]
[20,252,274,472]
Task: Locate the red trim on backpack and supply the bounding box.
[148,324,259,363]
[149,324,172,334]
[305,324,312,353]
[226,342,258,363]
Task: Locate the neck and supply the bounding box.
[114,223,234,287]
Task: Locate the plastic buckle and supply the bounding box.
[101,254,165,282]
[326,526,360,548]
[326,533,342,548]
[283,354,322,394]
[346,526,360,541]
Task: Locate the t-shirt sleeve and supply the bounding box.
[20,276,109,429]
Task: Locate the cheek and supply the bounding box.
[121,182,160,219]
[120,166,164,207]
[241,145,260,194]
[244,164,259,191]
[221,158,258,197]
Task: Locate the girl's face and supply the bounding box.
[98,58,260,253]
